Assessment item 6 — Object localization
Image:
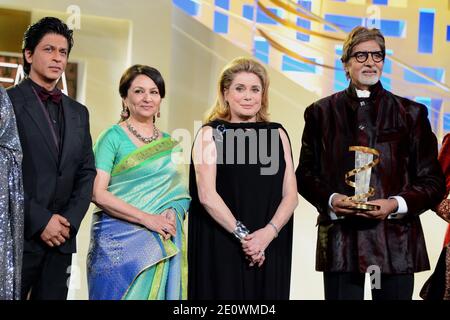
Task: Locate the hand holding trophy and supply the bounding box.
[343,146,381,211]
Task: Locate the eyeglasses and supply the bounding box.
[350,51,385,63]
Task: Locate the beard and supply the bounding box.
[358,72,380,86]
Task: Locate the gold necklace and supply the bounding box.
[126,120,160,144]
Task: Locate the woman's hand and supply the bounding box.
[241,225,276,267]
[141,212,176,240]
[245,250,265,267]
[162,208,177,225]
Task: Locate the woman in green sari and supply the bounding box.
[87,65,190,300]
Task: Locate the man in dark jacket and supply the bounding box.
[7,17,96,300]
[296,26,445,300]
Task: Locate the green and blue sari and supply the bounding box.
[87,126,190,300]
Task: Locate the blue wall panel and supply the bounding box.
[282,56,316,73]
[214,12,228,33]
[296,1,312,42]
[254,39,269,64]
[404,67,444,85]
[243,5,279,25]
[418,9,435,53]
[173,0,199,16]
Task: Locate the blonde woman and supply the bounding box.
[188,57,298,299]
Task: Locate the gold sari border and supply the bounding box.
[121,234,179,300]
[112,137,180,176]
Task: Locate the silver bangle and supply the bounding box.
[232,220,249,241]
[268,221,279,238]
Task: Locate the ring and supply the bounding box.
[260,250,265,256]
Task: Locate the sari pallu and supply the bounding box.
[87,137,190,300]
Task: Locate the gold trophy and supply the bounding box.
[344,146,381,211]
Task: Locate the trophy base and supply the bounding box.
[349,202,381,211]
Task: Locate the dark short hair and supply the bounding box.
[22,17,73,75]
[118,65,166,121]
[119,64,166,99]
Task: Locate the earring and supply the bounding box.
[121,106,129,119]
[157,111,161,118]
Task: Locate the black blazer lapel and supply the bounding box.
[59,94,78,168]
[18,80,59,163]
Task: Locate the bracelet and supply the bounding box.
[267,221,279,238]
[232,220,249,241]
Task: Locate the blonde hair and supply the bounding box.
[205,57,270,123]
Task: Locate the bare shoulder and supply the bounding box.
[195,125,214,143]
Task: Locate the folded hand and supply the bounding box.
[40,214,71,247]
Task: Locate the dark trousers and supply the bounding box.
[21,249,73,300]
[324,272,414,300]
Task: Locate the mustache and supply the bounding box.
[361,67,378,72]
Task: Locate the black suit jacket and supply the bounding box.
[7,78,96,254]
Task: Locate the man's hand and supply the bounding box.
[331,193,360,216]
[355,198,398,220]
[40,214,71,247]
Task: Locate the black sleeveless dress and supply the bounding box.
[188,120,294,300]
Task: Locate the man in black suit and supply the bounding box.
[7,17,96,300]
